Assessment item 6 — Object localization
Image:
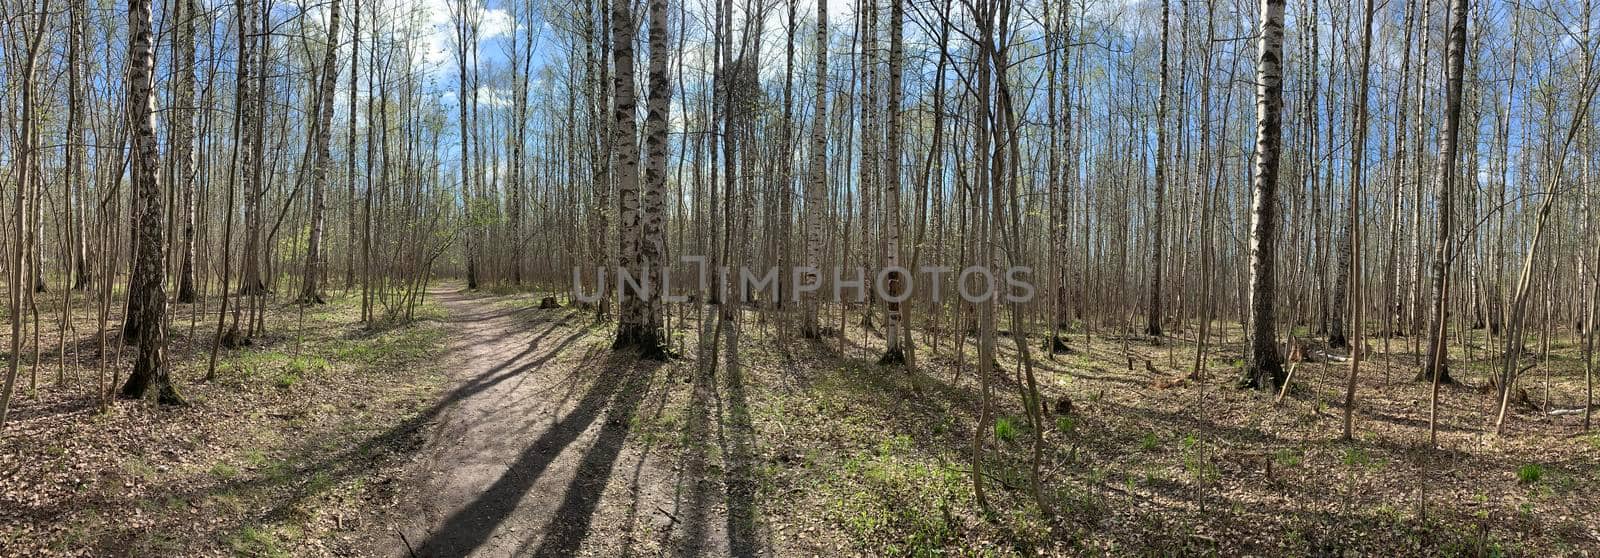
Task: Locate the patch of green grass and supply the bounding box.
[274,372,300,389]
[330,341,378,362]
[1089,465,1111,484]
[1284,528,1306,549]
[220,350,291,381]
[482,283,535,296]
[1343,447,1372,468]
[875,435,914,456]
[1179,434,1200,450]
[1439,521,1509,558]
[160,495,186,511]
[1273,448,1303,468]
[227,525,289,558]
[1055,416,1075,434]
[222,352,333,390]
[327,324,447,367]
[211,490,246,514]
[242,449,270,468]
[411,299,450,321]
[993,417,1018,443]
[306,470,334,493]
[1539,469,1577,496]
[1141,466,1165,486]
[1516,463,1544,484]
[210,462,240,481]
[122,456,159,482]
[262,459,294,485]
[130,531,185,555]
[1372,503,1402,522]
[828,446,963,557]
[1140,432,1161,452]
[1180,437,1218,483]
[284,355,330,376]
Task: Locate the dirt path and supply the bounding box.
[380,287,726,557]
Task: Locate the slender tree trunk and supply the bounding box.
[587,0,613,317]
[69,0,92,292]
[345,0,361,291]
[508,0,531,286]
[121,0,186,405]
[456,0,480,290]
[1191,0,1219,379]
[1329,230,1352,347]
[1419,0,1470,385]
[857,0,879,331]
[802,0,828,339]
[1146,0,1170,338]
[0,0,51,428]
[299,0,343,304]
[969,0,997,511]
[878,0,907,365]
[1242,0,1287,391]
[1409,0,1433,342]
[1342,0,1376,439]
[173,0,200,303]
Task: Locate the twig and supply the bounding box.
[656,506,681,526]
[1275,362,1300,405]
[397,528,419,558]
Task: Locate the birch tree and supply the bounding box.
[120,0,185,405]
[300,0,344,304]
[1146,0,1171,338]
[173,0,200,303]
[879,0,907,365]
[802,0,828,339]
[619,0,672,359]
[1420,0,1471,386]
[1242,0,1288,391]
[610,0,653,353]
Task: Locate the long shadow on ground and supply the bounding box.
[416,350,664,557]
[518,356,663,556]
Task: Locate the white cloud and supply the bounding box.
[388,0,515,71]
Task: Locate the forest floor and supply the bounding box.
[0,286,454,557]
[3,283,1600,556]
